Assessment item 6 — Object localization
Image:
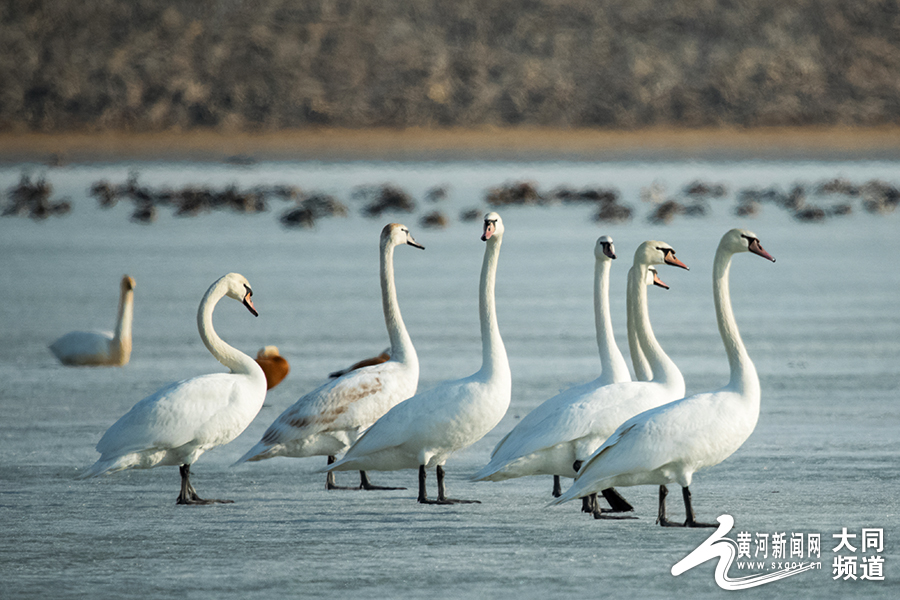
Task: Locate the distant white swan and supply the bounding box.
[50,275,135,366]
[235,224,424,491]
[324,212,511,504]
[79,273,267,504]
[473,240,688,517]
[551,229,775,526]
[256,346,290,390]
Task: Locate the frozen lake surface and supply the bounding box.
[1,158,899,598]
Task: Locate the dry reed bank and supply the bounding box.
[2,0,899,133]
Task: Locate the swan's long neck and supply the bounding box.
[626,266,652,382]
[478,236,509,380]
[713,243,759,398]
[111,287,134,364]
[197,280,258,376]
[630,265,684,394]
[381,241,417,370]
[595,258,630,384]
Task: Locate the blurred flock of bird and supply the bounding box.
[3,171,899,227]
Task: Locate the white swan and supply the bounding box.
[50,275,135,366]
[551,229,775,526]
[324,212,511,504]
[473,240,688,516]
[256,346,290,390]
[475,235,627,502]
[235,224,423,491]
[79,273,267,504]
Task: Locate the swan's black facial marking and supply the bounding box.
[242,284,259,316]
[482,219,497,241]
[742,234,776,262]
[659,247,690,270]
[403,227,425,250]
[601,241,616,260]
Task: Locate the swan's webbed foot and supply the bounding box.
[177,465,234,505]
[323,456,368,490]
[418,497,481,505]
[177,494,234,505]
[325,471,359,490]
[359,471,407,491]
[417,465,480,505]
[592,506,638,520]
[581,493,597,514]
[684,519,719,528]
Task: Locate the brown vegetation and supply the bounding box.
[2,0,899,133]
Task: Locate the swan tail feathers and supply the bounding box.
[232,441,278,466]
[471,462,508,482]
[77,455,138,479]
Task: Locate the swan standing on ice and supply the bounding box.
[325,213,511,504]
[256,346,290,390]
[235,224,423,491]
[79,273,267,505]
[473,240,688,518]
[50,275,135,366]
[551,229,775,526]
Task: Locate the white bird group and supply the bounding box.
[77,213,775,525]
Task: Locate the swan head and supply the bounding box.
[721,228,776,262]
[120,275,135,292]
[482,212,504,241]
[257,345,281,359]
[633,240,689,271]
[647,266,669,290]
[222,272,258,316]
[382,223,425,250]
[594,235,616,260]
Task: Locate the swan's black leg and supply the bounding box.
[682,486,718,528]
[657,485,681,526]
[325,455,362,490]
[419,465,480,504]
[591,489,638,520]
[552,475,562,498]
[417,465,429,503]
[582,493,596,514]
[359,470,406,491]
[601,487,635,513]
[176,464,233,505]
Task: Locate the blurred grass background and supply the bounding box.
[1,0,899,134]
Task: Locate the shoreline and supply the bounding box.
[2,126,900,164]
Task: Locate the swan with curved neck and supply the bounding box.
[50,275,135,367]
[551,229,775,527]
[325,213,512,504]
[473,239,687,518]
[235,224,423,492]
[80,273,266,505]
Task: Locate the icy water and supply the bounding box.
[1,158,899,599]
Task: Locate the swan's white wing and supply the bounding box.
[560,391,744,501]
[239,360,416,460]
[331,376,489,470]
[478,380,671,479]
[96,373,242,459]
